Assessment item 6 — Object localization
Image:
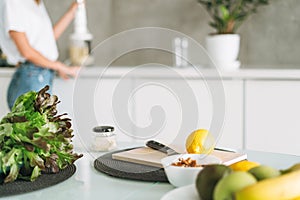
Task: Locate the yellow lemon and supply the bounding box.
[185,129,215,154]
[229,160,260,171]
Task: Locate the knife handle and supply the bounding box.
[146,140,171,154]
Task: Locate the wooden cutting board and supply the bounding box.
[112,147,247,168]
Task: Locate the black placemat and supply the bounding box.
[94,148,168,182]
[0,164,76,197]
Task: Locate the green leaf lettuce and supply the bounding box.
[0,85,82,183]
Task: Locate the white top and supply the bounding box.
[0,0,58,65]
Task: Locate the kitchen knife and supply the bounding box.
[146,140,236,155]
[145,140,179,156]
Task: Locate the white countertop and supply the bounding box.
[2,66,300,80]
[2,141,300,200]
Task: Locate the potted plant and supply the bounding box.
[197,0,268,70]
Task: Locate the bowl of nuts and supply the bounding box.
[161,154,221,187]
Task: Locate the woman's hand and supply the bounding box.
[54,61,80,80]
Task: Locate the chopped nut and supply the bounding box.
[171,157,203,167]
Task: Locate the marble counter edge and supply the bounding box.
[2,66,300,80]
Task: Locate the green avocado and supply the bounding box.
[196,164,232,200]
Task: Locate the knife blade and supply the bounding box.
[145,140,179,156]
[146,140,237,155]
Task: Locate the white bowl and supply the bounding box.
[161,154,221,187]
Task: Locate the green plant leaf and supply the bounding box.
[220,5,230,20]
[197,0,269,33]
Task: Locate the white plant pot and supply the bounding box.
[205,34,241,70]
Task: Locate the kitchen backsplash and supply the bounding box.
[45,0,300,69]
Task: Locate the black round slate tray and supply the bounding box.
[94,148,168,182]
[0,164,76,197]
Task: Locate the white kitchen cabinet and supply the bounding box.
[54,77,135,149]
[214,80,243,150]
[132,78,243,151]
[245,80,300,155]
[132,78,192,150]
[53,79,76,115]
[0,76,10,118]
[3,67,300,155]
[92,77,135,143]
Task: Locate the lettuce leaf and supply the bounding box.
[0,85,82,183]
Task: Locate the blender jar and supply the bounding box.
[69,38,90,66]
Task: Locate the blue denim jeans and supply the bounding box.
[7,62,54,110]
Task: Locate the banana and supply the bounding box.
[280,163,300,174]
[235,170,300,200]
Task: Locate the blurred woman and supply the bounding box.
[0,0,80,109]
